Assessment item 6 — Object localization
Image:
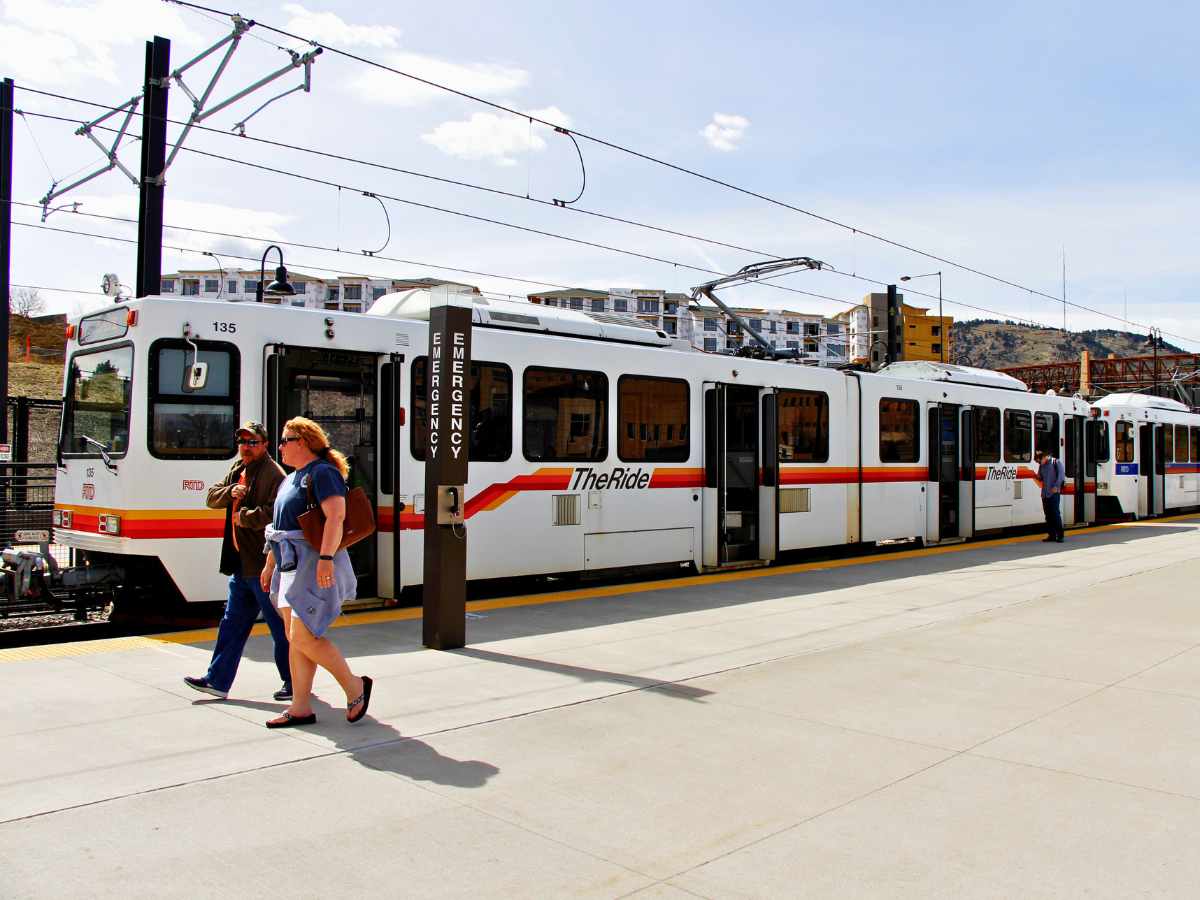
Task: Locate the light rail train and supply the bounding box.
[38,290,1130,610]
[1092,393,1200,518]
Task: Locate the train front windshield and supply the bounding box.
[61,345,134,458]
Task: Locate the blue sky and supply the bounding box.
[3,0,1198,348]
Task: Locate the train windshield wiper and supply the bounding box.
[79,434,119,474]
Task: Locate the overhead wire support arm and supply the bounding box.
[36,12,320,217]
[38,95,142,219]
[690,257,826,359]
[164,15,321,170]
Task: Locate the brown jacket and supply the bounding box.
[207,455,286,576]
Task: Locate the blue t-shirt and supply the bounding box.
[273,459,348,531]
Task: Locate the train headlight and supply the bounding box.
[98,514,121,536]
[59,510,73,528]
[52,509,62,527]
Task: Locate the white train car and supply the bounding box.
[1093,393,1200,518]
[50,291,1098,609]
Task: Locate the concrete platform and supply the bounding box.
[3,516,1199,898]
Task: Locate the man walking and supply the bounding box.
[185,422,290,700]
[1035,447,1066,544]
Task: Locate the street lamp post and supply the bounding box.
[900,271,944,363]
[1147,327,1163,397]
[255,244,296,303]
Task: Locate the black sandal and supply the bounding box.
[266,711,317,729]
[347,676,373,724]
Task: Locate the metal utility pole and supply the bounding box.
[422,286,473,650]
[136,37,170,299]
[1,77,13,443]
[886,284,901,365]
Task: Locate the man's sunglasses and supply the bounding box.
[235,438,263,446]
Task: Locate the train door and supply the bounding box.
[377,356,403,598]
[1137,423,1160,517]
[924,404,961,543]
[1084,418,1100,523]
[1153,424,1166,515]
[959,408,975,539]
[758,388,778,562]
[266,345,380,597]
[703,383,761,567]
[1064,416,1086,525]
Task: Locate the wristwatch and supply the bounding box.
[319,554,333,561]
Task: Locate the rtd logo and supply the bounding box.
[182,480,206,491]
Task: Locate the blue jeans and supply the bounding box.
[1042,496,1064,542]
[205,574,291,692]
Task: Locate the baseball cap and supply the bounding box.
[235,421,268,441]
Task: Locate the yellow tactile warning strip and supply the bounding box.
[5,512,1198,664]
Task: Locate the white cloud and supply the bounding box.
[78,194,292,259]
[0,0,199,85]
[349,52,529,107]
[280,4,400,48]
[700,112,750,152]
[422,106,571,167]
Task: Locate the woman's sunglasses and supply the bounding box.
[278,436,302,445]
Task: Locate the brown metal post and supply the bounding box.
[422,286,472,649]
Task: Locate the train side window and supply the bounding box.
[1165,424,1175,462]
[974,406,1000,463]
[1192,427,1200,463]
[410,357,512,462]
[1065,419,1077,478]
[1088,420,1110,465]
[1175,425,1189,464]
[1115,421,1134,463]
[1003,409,1032,463]
[618,376,689,462]
[147,339,239,460]
[879,398,919,463]
[523,366,608,462]
[777,389,830,463]
[1034,411,1059,458]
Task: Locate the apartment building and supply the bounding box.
[159,270,476,313]
[528,289,846,365]
[839,293,953,368]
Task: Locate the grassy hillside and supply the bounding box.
[951,321,1183,369]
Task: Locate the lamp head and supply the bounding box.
[899,276,912,282]
[264,264,295,297]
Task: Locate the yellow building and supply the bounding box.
[861,293,952,366]
[901,303,953,363]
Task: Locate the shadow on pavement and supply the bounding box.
[225,519,1199,661]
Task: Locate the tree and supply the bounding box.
[10,287,45,318]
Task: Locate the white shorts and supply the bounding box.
[276,569,296,610]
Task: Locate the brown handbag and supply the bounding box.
[298,467,376,552]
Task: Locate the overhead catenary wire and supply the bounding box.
[8,201,579,292]
[12,199,1053,331]
[12,117,1087,330]
[162,0,1184,335]
[15,97,1190,344]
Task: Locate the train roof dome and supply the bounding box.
[367,289,671,347]
[876,361,1029,392]
[1093,393,1191,412]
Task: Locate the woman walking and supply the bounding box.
[261,417,372,728]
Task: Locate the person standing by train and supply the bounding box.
[185,422,291,700]
[261,417,371,729]
[1035,447,1066,543]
